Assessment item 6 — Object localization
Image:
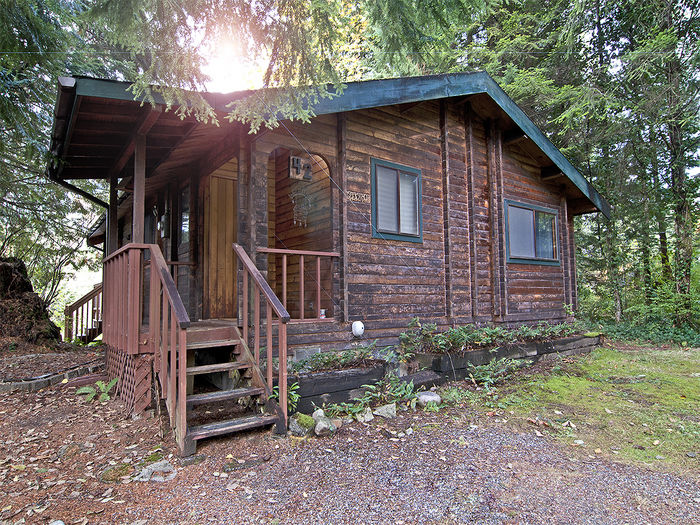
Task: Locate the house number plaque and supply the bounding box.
[347,191,370,203]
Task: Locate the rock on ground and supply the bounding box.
[416,391,442,407]
[373,403,397,418]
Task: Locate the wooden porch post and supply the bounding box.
[133,134,146,243]
[108,173,118,255]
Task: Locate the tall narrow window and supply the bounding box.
[505,200,559,264]
[371,158,422,242]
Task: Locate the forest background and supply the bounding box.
[1,0,697,342]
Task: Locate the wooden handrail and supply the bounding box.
[234,242,290,428]
[104,243,151,262]
[150,247,191,328]
[257,247,340,258]
[256,246,338,320]
[65,284,102,312]
[234,243,290,323]
[102,242,189,448]
[64,282,103,342]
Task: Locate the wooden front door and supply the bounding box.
[203,164,237,319]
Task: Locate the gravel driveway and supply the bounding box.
[1,387,698,524]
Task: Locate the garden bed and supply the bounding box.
[290,363,386,413]
[414,334,601,380]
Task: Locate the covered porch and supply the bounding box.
[47,77,344,453]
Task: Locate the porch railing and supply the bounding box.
[234,243,290,425]
[103,243,191,449]
[64,283,103,343]
[257,247,339,321]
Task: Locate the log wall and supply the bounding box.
[183,99,579,352]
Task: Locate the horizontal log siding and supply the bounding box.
[214,101,579,354]
[344,103,446,322]
[500,142,566,319]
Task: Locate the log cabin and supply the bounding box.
[47,72,610,454]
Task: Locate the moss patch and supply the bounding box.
[100,463,134,483]
[136,450,164,469]
[294,413,315,430]
[441,345,700,473]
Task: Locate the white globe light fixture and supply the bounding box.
[351,321,365,338]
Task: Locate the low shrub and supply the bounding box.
[590,321,700,347]
[398,317,582,355]
[325,371,419,417]
[289,342,378,374]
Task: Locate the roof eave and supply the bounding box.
[49,72,611,218]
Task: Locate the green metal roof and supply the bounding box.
[53,72,611,217]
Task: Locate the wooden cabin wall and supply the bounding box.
[187,101,577,353]
[500,136,566,321]
[344,102,446,322]
[333,98,571,345]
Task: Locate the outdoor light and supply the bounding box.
[351,321,365,338]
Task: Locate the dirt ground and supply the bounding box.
[0,337,102,382]
[1,346,699,524]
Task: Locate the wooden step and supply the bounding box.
[187,414,278,441]
[186,387,265,408]
[186,361,250,376]
[187,338,240,351]
[186,320,238,344]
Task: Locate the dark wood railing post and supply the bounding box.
[282,254,287,310]
[242,271,249,343]
[266,303,273,387]
[316,256,321,318]
[299,255,304,320]
[149,257,159,353]
[64,307,72,341]
[254,289,260,365]
[279,320,288,425]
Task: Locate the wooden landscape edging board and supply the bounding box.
[414,334,601,376]
[0,359,103,393]
[289,364,386,413]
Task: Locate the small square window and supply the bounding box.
[371,159,422,242]
[505,200,559,265]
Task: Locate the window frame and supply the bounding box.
[504,199,560,266]
[370,158,423,243]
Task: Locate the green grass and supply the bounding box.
[441,344,700,473]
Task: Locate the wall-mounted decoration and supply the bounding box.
[289,155,312,181]
[290,188,312,227]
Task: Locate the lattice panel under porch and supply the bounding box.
[105,345,153,414]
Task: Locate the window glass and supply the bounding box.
[376,165,398,232]
[399,172,419,235]
[507,206,535,258]
[507,202,558,263]
[535,211,555,259]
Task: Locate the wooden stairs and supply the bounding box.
[180,320,282,456]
